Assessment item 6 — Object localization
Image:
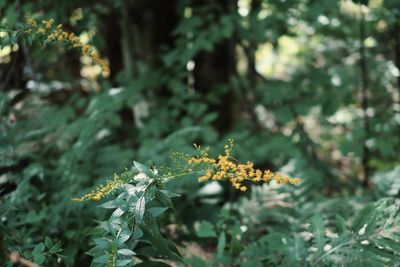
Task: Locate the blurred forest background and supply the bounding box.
[1,0,400,266]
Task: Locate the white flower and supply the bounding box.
[134,172,148,182]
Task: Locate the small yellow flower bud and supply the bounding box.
[189,139,300,191]
[82,44,91,54]
[26,18,37,26]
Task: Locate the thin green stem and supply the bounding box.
[161,170,203,183]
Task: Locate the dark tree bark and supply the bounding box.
[102,8,124,83]
[192,0,237,133]
[359,6,370,188]
[102,0,180,82]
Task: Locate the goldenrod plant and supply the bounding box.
[70,142,400,267]
[72,141,300,266]
[24,18,109,74]
[188,139,300,191]
[1,17,109,75]
[2,1,400,267]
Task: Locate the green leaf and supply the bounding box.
[133,161,154,178]
[49,241,62,254]
[33,242,45,254]
[311,215,325,255]
[93,254,109,263]
[216,232,226,260]
[116,259,132,266]
[100,200,118,209]
[155,190,173,208]
[135,196,146,223]
[117,248,136,256]
[33,254,45,265]
[133,226,143,239]
[335,215,347,234]
[141,212,182,261]
[45,237,53,249]
[160,189,180,198]
[93,238,110,250]
[197,221,217,238]
[262,233,290,251]
[112,207,125,218]
[352,203,374,231]
[119,229,132,243]
[125,184,140,199]
[148,207,168,217]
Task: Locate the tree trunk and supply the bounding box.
[192,0,237,133]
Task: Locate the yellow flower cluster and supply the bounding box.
[25,18,109,74]
[71,174,124,202]
[188,139,300,191]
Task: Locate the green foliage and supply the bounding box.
[189,193,400,267]
[84,163,183,266]
[1,0,400,266]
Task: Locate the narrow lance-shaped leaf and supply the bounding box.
[134,161,154,178]
[216,233,226,260]
[135,196,146,223]
[311,214,325,256]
